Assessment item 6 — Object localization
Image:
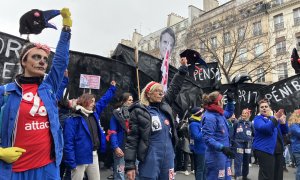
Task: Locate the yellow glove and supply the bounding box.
[0,147,26,164]
[60,8,72,27]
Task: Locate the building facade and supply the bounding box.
[122,0,300,84]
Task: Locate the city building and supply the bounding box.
[121,0,300,84]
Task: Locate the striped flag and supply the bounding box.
[161,45,170,92]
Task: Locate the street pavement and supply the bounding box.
[100,163,296,179]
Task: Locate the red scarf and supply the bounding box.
[204,104,224,115]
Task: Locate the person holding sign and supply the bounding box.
[159,27,175,60]
[0,8,72,179]
[232,108,254,180]
[252,99,288,180]
[63,80,117,180]
[125,57,188,180]
[201,91,235,180]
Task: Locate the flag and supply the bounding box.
[161,45,170,92]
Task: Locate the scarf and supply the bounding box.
[204,104,224,115]
[17,74,44,85]
[75,105,93,117]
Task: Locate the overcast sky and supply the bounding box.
[0,0,228,57]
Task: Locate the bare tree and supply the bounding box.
[185,3,294,84]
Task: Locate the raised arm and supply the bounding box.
[163,65,188,105]
[44,8,72,94]
[95,81,117,116]
[56,70,69,101]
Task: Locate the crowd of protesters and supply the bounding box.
[1,8,300,180]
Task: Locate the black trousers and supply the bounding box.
[255,150,283,180]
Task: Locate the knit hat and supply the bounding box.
[190,107,204,116]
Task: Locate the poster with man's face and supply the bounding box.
[159,27,176,59]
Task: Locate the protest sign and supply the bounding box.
[79,74,101,89]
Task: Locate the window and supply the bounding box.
[200,41,205,52]
[274,14,284,31]
[253,21,262,36]
[278,63,288,80]
[211,37,217,49]
[224,52,231,67]
[275,0,283,5]
[254,43,264,57]
[257,68,265,83]
[297,35,300,50]
[224,32,231,46]
[238,27,245,41]
[239,48,247,61]
[294,8,300,26]
[276,37,286,54]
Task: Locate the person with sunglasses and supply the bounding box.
[252,99,288,180]
[0,8,72,180]
[125,57,188,180]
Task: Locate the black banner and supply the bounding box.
[259,74,300,114]
[1,31,299,124]
[112,44,221,89]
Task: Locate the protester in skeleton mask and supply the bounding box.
[232,108,254,180]
[125,57,188,180]
[0,8,72,179]
[108,92,133,180]
[63,81,117,180]
[252,99,288,180]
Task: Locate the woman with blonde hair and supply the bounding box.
[125,58,188,180]
[288,109,300,180]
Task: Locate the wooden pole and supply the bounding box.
[134,46,141,100]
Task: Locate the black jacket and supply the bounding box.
[124,65,188,171]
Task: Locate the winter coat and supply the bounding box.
[189,118,206,154]
[109,107,130,150]
[0,30,71,179]
[202,102,235,151]
[252,115,288,155]
[63,85,116,169]
[124,66,187,171]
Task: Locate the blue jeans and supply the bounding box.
[194,153,206,180]
[113,152,125,180]
[293,152,300,180]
